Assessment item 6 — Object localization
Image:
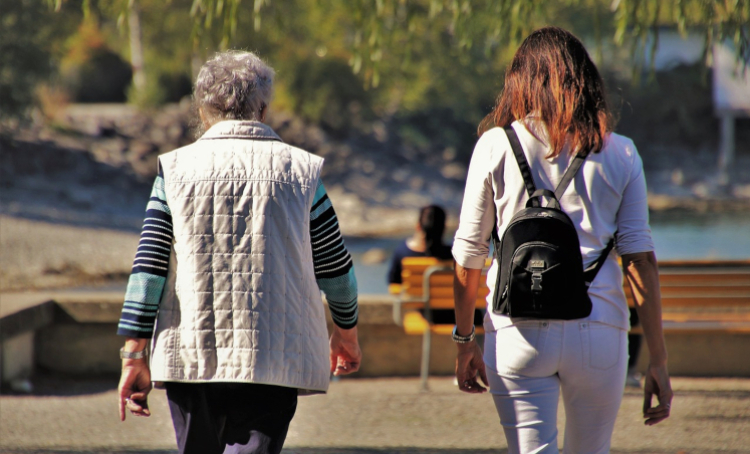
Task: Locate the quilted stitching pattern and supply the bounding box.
[150,121,329,393]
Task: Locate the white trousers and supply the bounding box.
[484,320,628,454]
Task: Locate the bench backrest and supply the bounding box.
[623,260,750,309]
[401,258,750,311]
[401,257,489,309]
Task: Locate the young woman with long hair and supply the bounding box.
[451,27,672,454]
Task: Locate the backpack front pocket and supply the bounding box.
[507,242,576,316]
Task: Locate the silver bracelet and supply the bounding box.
[451,325,475,343]
[120,347,147,360]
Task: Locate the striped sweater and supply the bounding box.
[117,173,358,338]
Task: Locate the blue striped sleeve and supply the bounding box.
[311,179,358,329]
[117,171,173,338]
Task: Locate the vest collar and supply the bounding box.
[200,120,282,142]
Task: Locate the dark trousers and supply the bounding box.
[165,382,298,454]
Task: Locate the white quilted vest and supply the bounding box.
[150,120,330,394]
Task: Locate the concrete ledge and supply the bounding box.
[53,292,126,323]
[3,291,750,380]
[0,297,55,341]
[657,332,750,376]
[0,294,57,385]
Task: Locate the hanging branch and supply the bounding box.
[46,0,750,79]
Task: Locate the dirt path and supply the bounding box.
[1,375,749,453]
[0,215,138,291]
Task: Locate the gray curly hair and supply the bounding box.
[194,51,274,124]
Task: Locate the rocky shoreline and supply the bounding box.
[1,102,748,291]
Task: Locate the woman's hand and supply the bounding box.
[643,362,673,425]
[456,340,488,394]
[329,326,362,376]
[453,264,487,394]
[118,358,152,421]
[118,338,152,421]
[622,252,673,426]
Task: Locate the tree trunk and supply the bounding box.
[128,0,146,92]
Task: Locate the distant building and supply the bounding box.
[712,41,749,183]
[645,30,749,182]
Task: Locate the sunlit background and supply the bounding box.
[2,0,748,294]
[1,1,749,452]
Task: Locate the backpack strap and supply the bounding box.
[553,150,590,200]
[583,233,617,286]
[529,189,560,210]
[503,125,614,285]
[504,126,538,205]
[505,125,590,207]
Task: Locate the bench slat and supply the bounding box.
[403,287,491,299]
[399,259,750,334]
[659,320,750,333]
[662,312,750,322]
[403,274,454,287]
[657,274,750,285]
[626,295,750,308]
[658,287,750,296]
[403,310,486,335]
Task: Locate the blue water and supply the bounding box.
[648,212,750,260]
[347,211,750,294]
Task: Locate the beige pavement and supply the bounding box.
[1,374,749,453]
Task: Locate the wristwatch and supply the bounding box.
[451,325,476,343]
[120,347,147,360]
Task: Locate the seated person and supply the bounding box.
[388,205,482,325]
[388,205,453,283]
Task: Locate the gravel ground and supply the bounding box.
[1,375,749,453]
[0,215,138,291]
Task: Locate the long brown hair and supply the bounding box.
[479,27,612,157]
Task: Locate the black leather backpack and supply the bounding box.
[491,126,615,319]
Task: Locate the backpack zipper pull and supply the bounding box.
[501,284,508,300]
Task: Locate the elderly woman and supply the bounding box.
[116,51,361,454]
[451,28,672,453]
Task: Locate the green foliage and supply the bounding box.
[286,58,372,135]
[611,0,750,69]
[21,0,749,145]
[187,0,748,83]
[610,63,716,148]
[59,19,133,103]
[0,0,53,119]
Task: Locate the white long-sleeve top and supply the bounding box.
[452,120,654,331]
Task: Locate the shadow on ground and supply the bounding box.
[0,372,118,397]
[286,447,750,454]
[4,450,748,454]
[285,450,504,454]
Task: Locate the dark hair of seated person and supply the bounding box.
[387,205,452,285]
[388,205,482,326]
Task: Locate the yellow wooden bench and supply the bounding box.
[392,257,490,390]
[393,257,750,389]
[624,260,750,334]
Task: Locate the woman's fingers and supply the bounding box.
[333,357,360,376]
[457,369,487,394]
[477,363,489,387]
[118,394,128,421]
[456,341,488,394]
[643,384,672,425]
[642,363,673,425]
[644,402,671,425]
[126,391,151,417]
[458,377,484,393]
